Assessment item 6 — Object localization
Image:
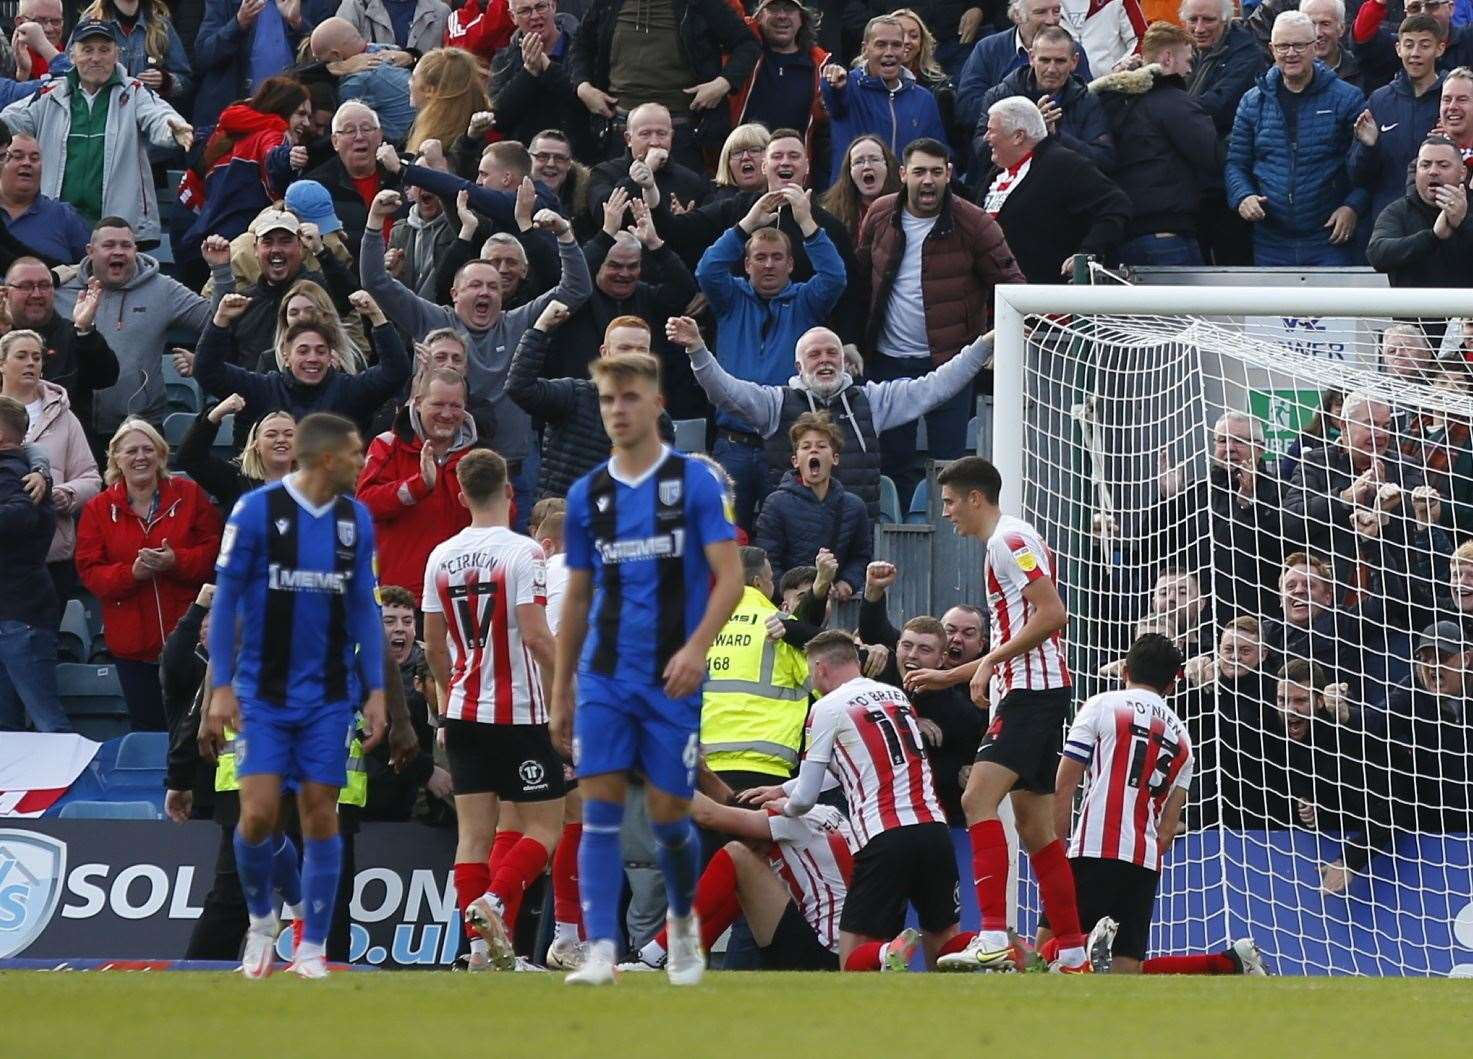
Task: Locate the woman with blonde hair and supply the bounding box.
[178,398,296,513]
[407,48,494,154]
[819,134,901,241]
[75,419,222,731]
[889,8,959,150]
[271,279,366,374]
[77,0,192,102]
[714,123,773,199]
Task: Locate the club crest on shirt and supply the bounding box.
[659,478,682,507]
[1015,549,1037,572]
[337,518,356,547]
[595,494,610,513]
[274,518,290,537]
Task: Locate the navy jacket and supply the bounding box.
[1225,62,1367,238]
[957,26,1093,135]
[820,66,949,179]
[193,0,333,127]
[753,471,871,592]
[1348,71,1444,226]
[1186,20,1266,137]
[0,447,57,629]
[974,67,1114,173]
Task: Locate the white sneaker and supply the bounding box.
[936,932,1014,973]
[664,912,704,986]
[1087,916,1119,973]
[287,953,330,980]
[465,896,516,971]
[546,936,587,971]
[1230,937,1270,976]
[240,915,279,980]
[565,940,618,985]
[513,956,549,972]
[616,958,661,973]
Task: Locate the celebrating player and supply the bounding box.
[932,456,1089,973]
[748,631,963,971]
[421,448,565,971]
[552,351,744,986]
[622,788,851,972]
[1045,633,1268,976]
[205,413,387,980]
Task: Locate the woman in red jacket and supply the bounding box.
[75,419,223,732]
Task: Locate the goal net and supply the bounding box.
[995,285,1473,977]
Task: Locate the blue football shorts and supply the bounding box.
[573,671,700,799]
[235,699,355,789]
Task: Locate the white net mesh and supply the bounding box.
[1011,302,1473,976]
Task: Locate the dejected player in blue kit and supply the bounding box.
[204,413,387,980]
[551,344,744,987]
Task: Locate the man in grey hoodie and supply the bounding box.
[665,316,993,520]
[55,217,211,446]
[359,188,591,527]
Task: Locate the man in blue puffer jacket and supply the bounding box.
[820,14,948,180]
[1226,12,1367,266]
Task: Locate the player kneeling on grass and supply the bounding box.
[745,631,979,971]
[1039,632,1267,976]
[421,448,566,971]
[624,786,852,972]
[206,412,388,981]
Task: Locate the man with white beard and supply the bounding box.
[664,317,993,521]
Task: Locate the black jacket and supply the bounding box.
[506,325,675,500]
[1186,20,1267,136]
[300,155,404,264]
[655,189,863,342]
[1090,66,1221,236]
[209,254,358,370]
[176,409,266,514]
[162,602,214,818]
[0,448,56,628]
[491,16,596,160]
[362,644,438,823]
[984,134,1131,283]
[1367,190,1473,289]
[587,151,711,224]
[753,471,871,593]
[195,320,413,438]
[974,69,1115,173]
[39,314,120,452]
[569,0,762,150]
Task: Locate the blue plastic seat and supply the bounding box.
[965,416,979,451]
[879,475,901,525]
[673,418,706,453]
[906,479,930,524]
[56,663,127,719]
[58,599,92,663]
[163,411,195,448]
[114,731,168,772]
[58,800,159,820]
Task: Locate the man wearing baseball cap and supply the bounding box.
[0,17,193,245]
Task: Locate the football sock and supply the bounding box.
[553,822,583,932]
[938,932,976,957]
[271,834,303,918]
[1031,840,1085,949]
[233,829,275,922]
[488,829,522,879]
[301,835,343,949]
[651,818,700,919]
[488,836,550,929]
[1143,953,1237,975]
[968,819,1010,933]
[553,921,581,946]
[579,799,625,943]
[453,861,492,947]
[651,847,742,954]
[844,941,884,971]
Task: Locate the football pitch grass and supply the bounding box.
[4,971,1470,1058]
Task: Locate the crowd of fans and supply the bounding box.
[0,0,1467,934]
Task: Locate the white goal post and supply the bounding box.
[992,284,1473,977]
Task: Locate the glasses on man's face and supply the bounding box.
[531,150,571,164]
[513,0,553,14]
[7,281,53,293]
[1407,0,1452,11]
[335,124,380,138]
[1271,40,1314,53]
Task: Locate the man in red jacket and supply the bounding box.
[357,367,482,603]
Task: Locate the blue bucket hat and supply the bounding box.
[283,180,344,236]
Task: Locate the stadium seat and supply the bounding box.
[879,475,901,525]
[57,599,94,664]
[68,716,132,743]
[163,411,195,449]
[114,731,168,772]
[166,378,201,415]
[153,234,175,265]
[906,479,930,524]
[58,800,158,820]
[965,416,979,451]
[673,418,706,453]
[214,414,236,449]
[56,663,127,719]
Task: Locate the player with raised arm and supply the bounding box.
[932,456,1090,973]
[551,350,744,987]
[204,413,387,980]
[1045,633,1268,976]
[420,448,565,971]
[747,631,964,972]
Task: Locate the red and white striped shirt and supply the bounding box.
[766,807,853,952]
[802,677,946,849]
[984,514,1072,693]
[1064,689,1194,872]
[422,526,547,725]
